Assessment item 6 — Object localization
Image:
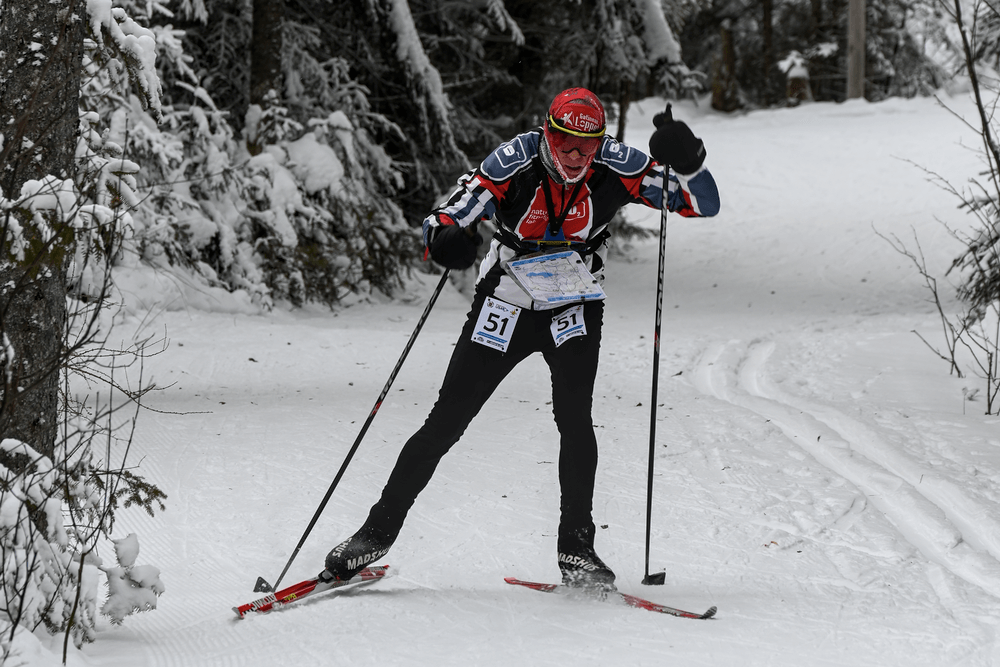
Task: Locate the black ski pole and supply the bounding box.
[259,269,452,593]
[642,181,669,587]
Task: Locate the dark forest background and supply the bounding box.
[84,0,959,307]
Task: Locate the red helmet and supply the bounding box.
[543,88,606,183]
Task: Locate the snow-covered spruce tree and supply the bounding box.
[242,98,419,304]
[404,0,526,156]
[0,1,167,658]
[101,0,421,307]
[315,0,470,221]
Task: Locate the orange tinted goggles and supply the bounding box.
[548,130,601,158]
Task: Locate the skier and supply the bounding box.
[324,88,720,590]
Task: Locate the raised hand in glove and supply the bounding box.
[648,104,706,175]
[428,222,483,270]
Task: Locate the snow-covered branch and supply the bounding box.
[86,0,163,122]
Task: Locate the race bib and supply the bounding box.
[550,304,586,347]
[472,297,521,353]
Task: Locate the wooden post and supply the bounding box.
[762,0,774,105]
[847,0,866,99]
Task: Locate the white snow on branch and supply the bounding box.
[86,0,163,121]
[385,0,465,163]
[637,0,681,63]
[101,533,165,624]
[485,0,525,46]
[779,51,809,77]
[1,171,130,269]
[0,333,13,386]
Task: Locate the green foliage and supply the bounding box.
[88,467,168,520]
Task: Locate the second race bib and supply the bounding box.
[550,304,587,347]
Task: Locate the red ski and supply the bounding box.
[235,565,390,618]
[504,577,716,619]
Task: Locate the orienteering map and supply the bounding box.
[504,251,606,309]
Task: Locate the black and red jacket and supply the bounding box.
[422,128,720,309]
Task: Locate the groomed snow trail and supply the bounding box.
[77,96,1000,666]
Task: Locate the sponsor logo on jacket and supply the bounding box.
[516,185,593,240]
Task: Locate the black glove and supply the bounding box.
[429,224,482,270]
[648,104,706,175]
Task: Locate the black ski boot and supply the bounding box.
[557,523,616,592]
[324,522,395,582]
[324,499,406,582]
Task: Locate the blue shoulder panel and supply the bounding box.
[595,138,650,176]
[480,131,541,181]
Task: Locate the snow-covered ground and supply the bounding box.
[22,92,1000,666]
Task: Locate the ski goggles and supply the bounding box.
[547,116,603,157]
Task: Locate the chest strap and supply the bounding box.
[492,223,610,257]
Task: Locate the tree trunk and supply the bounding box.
[0,0,84,191]
[847,0,866,99]
[0,0,84,458]
[250,0,284,108]
[248,0,284,155]
[712,19,740,112]
[809,0,823,41]
[616,80,630,142]
[762,0,774,105]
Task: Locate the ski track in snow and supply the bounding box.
[691,338,1000,599]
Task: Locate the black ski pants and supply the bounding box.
[369,287,605,537]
